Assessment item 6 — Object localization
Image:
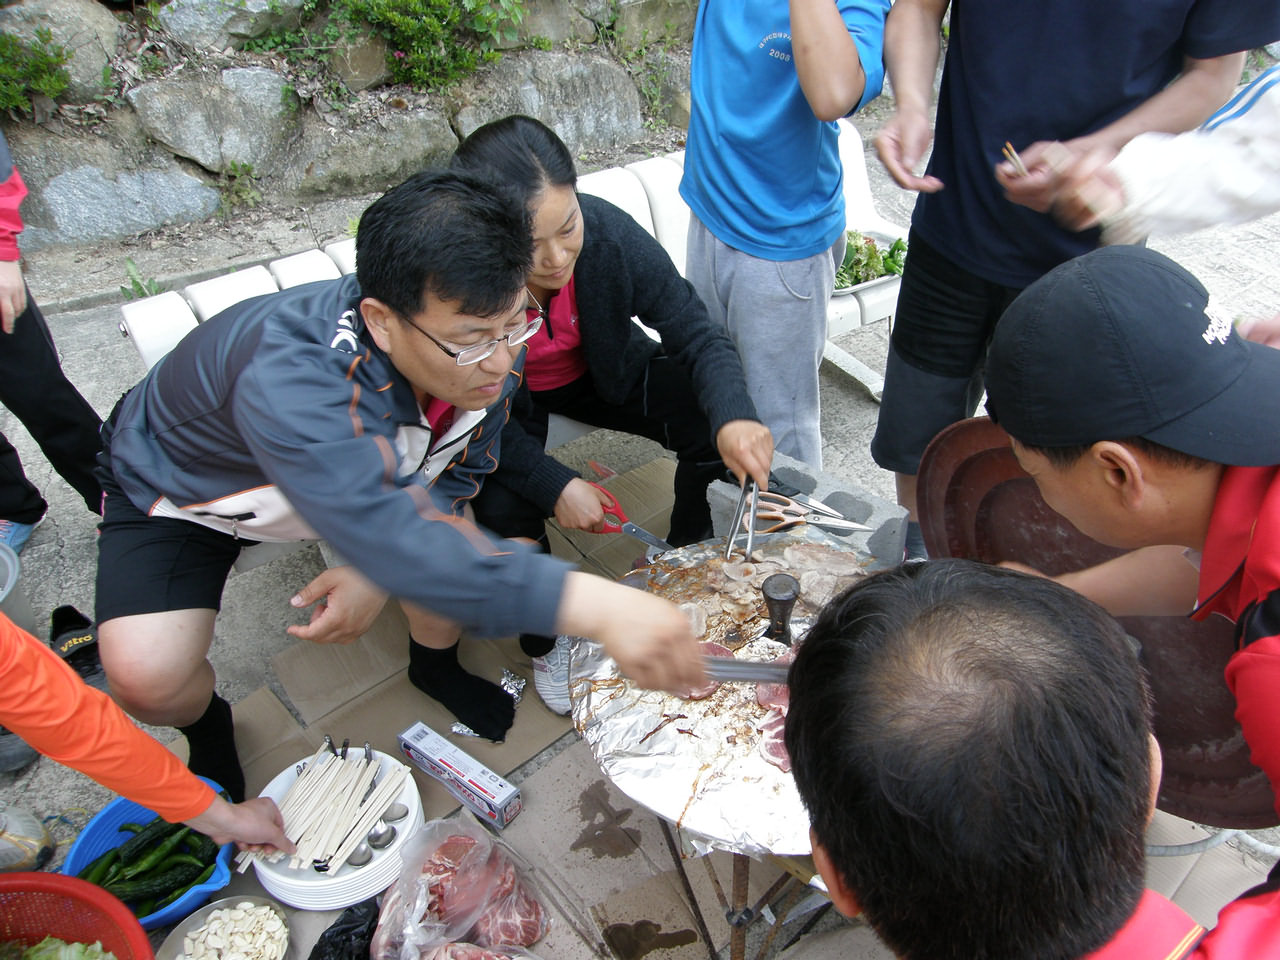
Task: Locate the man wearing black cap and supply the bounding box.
[984,244,1280,816]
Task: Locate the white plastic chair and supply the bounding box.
[118,291,201,371]
[182,266,278,323]
[822,120,910,400]
[269,249,342,289]
[324,238,357,276]
[625,154,690,275]
[577,167,656,239]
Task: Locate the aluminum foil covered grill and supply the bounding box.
[569,527,872,858]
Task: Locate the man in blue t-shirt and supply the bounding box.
[869,0,1280,560]
[680,0,889,470]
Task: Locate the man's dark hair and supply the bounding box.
[786,560,1153,960]
[450,114,578,210]
[355,168,532,320]
[1019,435,1213,471]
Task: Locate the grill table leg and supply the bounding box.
[730,853,750,960]
[658,818,718,960]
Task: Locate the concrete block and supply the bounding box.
[708,450,907,569]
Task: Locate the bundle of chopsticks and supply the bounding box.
[1002,140,1029,176]
[235,738,410,874]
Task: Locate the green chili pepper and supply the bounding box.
[118,825,191,880]
[77,847,119,885]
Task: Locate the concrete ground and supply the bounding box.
[3,125,1280,956]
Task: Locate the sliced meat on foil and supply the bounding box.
[757,707,790,773]
[755,647,795,711]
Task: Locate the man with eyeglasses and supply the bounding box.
[92,170,706,798]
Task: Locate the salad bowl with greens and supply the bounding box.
[834,231,907,293]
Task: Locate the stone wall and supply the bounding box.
[0,0,695,251]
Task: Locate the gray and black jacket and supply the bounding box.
[106,274,569,637]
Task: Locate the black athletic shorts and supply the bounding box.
[94,406,257,624]
[870,229,1023,474]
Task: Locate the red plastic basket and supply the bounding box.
[0,873,153,959]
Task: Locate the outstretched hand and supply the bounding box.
[288,564,389,644]
[1050,147,1126,231]
[875,110,943,193]
[556,571,705,694]
[185,795,293,855]
[995,139,1113,215]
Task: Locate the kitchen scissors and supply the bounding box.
[753,491,871,534]
[588,482,674,553]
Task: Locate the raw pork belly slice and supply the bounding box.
[684,640,733,699]
[755,648,795,711]
[471,855,548,947]
[757,707,790,773]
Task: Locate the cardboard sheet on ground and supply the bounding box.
[271,610,572,820]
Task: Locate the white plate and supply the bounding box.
[251,749,423,910]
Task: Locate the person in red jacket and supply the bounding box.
[0,611,290,869]
[0,129,107,773]
[0,130,102,553]
[787,561,1280,959]
[982,245,1280,817]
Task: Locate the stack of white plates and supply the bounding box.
[252,749,424,910]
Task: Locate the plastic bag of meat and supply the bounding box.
[370,811,550,960]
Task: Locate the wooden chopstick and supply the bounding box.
[1002,141,1029,177]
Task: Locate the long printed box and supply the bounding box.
[398,721,523,829]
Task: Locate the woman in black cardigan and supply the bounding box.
[451,115,772,711]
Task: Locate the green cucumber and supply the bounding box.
[105,858,206,904]
[154,853,207,873]
[114,815,182,865]
[154,862,216,909]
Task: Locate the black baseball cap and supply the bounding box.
[985,246,1280,466]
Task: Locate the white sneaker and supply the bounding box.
[532,635,574,716]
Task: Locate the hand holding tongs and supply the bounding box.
[753,491,871,535]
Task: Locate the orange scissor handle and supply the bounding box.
[587,481,628,533]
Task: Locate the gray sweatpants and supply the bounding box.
[685,214,841,469]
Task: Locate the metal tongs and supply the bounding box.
[725,479,759,560]
[702,655,791,685]
[726,481,871,558]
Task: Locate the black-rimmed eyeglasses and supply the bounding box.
[403,293,546,366]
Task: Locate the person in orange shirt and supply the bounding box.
[0,611,290,868]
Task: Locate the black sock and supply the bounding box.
[519,633,556,658]
[407,639,515,742]
[178,693,245,802]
